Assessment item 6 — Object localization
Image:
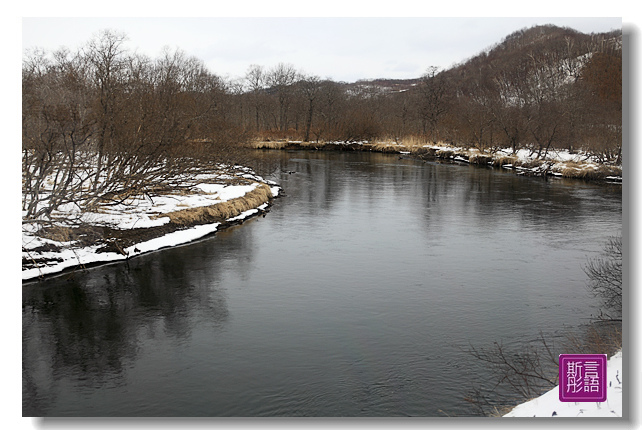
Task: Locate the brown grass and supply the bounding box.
[492,155,519,167]
[39,225,75,242]
[554,162,621,180]
[37,223,106,246]
[248,140,290,150]
[162,183,273,226]
[298,141,329,149]
[369,142,411,153]
[468,153,494,165]
[514,159,544,169]
[398,135,432,148]
[436,149,456,159]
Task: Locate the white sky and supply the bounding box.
[22,16,622,83]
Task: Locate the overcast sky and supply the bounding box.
[22,16,622,83]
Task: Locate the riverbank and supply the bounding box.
[250,139,622,183]
[22,167,280,281]
[503,350,623,417]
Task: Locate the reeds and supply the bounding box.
[248,140,290,149]
[555,162,620,180]
[162,183,273,225]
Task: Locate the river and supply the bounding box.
[22,150,622,417]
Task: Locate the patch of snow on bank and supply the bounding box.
[23,169,280,280]
[124,222,221,256]
[22,246,125,280]
[504,351,622,418]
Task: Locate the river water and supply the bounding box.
[22,151,622,417]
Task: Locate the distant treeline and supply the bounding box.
[22,25,621,218]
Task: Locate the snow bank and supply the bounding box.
[22,169,281,281]
[504,351,622,418]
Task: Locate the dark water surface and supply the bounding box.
[23,151,622,416]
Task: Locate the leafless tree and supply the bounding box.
[315,80,346,142]
[584,235,622,321]
[245,64,267,132]
[298,74,322,142]
[84,29,129,193]
[265,63,299,132]
[22,33,249,224]
[22,48,95,219]
[465,335,559,416]
[417,66,451,141]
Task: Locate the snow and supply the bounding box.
[492,147,596,165]
[123,222,221,256]
[504,350,623,418]
[22,244,125,280]
[22,168,280,281]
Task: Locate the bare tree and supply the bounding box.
[298,74,321,142]
[465,335,559,416]
[584,235,622,321]
[417,66,450,142]
[265,63,299,132]
[22,47,95,219]
[22,34,247,224]
[315,80,345,142]
[245,64,266,132]
[84,29,129,193]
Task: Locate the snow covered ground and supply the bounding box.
[504,350,623,418]
[22,168,280,281]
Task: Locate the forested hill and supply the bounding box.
[445,24,621,94]
[251,24,622,163]
[345,25,621,96]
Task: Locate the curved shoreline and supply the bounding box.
[22,182,280,283]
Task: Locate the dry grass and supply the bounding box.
[369,142,411,153]
[162,183,273,226]
[436,149,456,159]
[298,141,329,149]
[492,155,519,167]
[39,225,76,242]
[248,140,290,150]
[399,135,432,148]
[515,159,544,169]
[37,223,106,247]
[555,162,621,180]
[558,162,587,178]
[468,153,494,165]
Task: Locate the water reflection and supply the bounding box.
[22,231,240,415]
[23,150,621,417]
